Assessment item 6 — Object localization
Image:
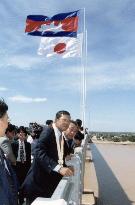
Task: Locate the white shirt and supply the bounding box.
[52,123,63,172]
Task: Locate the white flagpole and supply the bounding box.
[81,8,87,131]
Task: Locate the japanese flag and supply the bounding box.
[37,33,83,58]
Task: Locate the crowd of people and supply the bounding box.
[0,99,86,205]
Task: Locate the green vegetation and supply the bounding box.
[89,132,135,142]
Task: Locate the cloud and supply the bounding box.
[0,86,8,91]
[0,54,43,70]
[9,95,47,103]
[46,57,135,91]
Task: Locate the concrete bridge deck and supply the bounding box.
[90,143,135,205]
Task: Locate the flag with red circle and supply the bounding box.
[37,33,83,58]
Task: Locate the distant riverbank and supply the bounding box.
[92,139,135,145]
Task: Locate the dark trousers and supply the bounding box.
[15,162,30,205]
[26,197,36,205]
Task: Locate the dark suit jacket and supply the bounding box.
[11,140,31,187]
[22,127,69,200]
[0,148,18,205]
[65,139,75,154]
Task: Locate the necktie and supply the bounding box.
[20,142,24,163]
[68,139,73,148]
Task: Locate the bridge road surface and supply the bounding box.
[90,143,135,205]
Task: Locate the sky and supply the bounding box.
[0,0,135,132]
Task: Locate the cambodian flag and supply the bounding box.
[25,11,79,37]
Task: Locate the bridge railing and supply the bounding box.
[31,134,89,205]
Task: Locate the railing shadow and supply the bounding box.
[91,143,132,205]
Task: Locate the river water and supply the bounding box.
[90,143,135,205]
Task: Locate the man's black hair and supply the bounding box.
[0,99,8,118]
[5,123,16,134]
[46,120,53,125]
[74,131,84,141]
[75,119,82,127]
[70,120,78,126]
[55,110,70,120]
[17,126,28,136]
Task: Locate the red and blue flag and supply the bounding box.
[25,11,79,37]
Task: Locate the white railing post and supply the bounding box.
[66,155,82,205]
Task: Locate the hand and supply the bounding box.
[65,155,71,161]
[67,166,74,173]
[59,167,74,176]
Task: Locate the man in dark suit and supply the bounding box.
[63,120,78,154]
[12,126,31,205]
[0,99,18,205]
[22,110,74,204]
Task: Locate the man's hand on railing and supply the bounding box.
[59,167,74,177]
[65,154,71,161]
